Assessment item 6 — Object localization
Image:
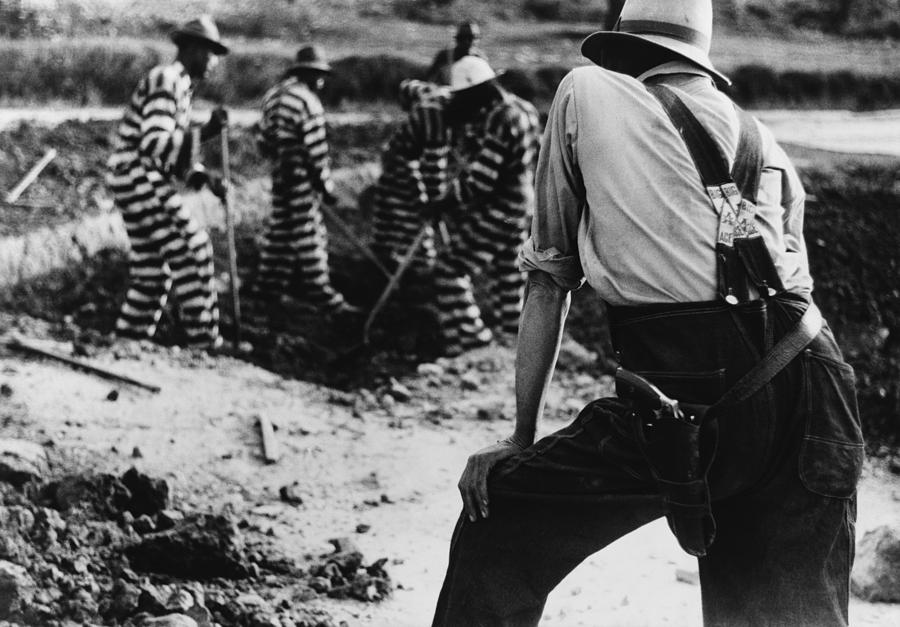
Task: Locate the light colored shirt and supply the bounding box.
[519,62,812,304]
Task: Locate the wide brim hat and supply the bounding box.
[170,15,229,55]
[581,0,730,87]
[290,45,332,74]
[448,55,505,93]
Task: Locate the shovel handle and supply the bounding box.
[362,223,430,345]
[220,123,242,349]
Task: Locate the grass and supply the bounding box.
[0,32,898,110]
[2,1,898,39]
[1,1,898,109]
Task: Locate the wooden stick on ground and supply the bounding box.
[6,337,162,393]
[256,415,280,464]
[5,149,57,204]
[0,201,58,211]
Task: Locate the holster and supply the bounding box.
[629,398,718,557]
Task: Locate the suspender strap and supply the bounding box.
[731,108,764,203]
[647,84,785,301]
[646,84,732,190]
[716,303,823,408]
[647,84,764,200]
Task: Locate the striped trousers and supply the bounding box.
[254,172,345,311]
[108,163,220,346]
[371,152,436,270]
[435,201,528,356]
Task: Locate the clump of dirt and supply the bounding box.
[0,465,393,626]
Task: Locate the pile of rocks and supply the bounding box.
[0,457,392,626]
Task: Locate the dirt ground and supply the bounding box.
[2,319,900,626]
[1,106,899,627]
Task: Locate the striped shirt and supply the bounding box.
[109,61,193,177]
[450,91,542,210]
[393,80,452,202]
[256,76,334,195]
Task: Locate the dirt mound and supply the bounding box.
[0,465,393,626]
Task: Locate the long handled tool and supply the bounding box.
[320,203,391,279]
[219,124,242,350]
[7,336,161,393]
[362,222,430,346]
[5,149,56,204]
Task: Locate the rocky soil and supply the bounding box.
[1,310,900,626]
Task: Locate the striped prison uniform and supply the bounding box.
[436,92,542,356]
[253,75,346,311]
[371,79,451,270]
[107,60,220,347]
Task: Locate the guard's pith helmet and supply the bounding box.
[581,0,729,86]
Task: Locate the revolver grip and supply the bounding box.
[615,367,666,410]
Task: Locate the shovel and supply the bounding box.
[219,123,242,350]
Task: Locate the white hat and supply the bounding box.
[581,0,730,86]
[448,56,501,92]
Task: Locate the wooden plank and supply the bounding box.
[5,149,57,203]
[6,336,161,393]
[257,415,280,464]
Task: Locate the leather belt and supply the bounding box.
[715,303,823,408]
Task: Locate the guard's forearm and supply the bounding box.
[514,272,570,446]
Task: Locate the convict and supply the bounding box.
[252,45,356,315]
[370,78,452,272]
[426,21,487,85]
[429,56,541,356]
[107,15,228,349]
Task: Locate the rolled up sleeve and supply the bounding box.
[517,72,586,291]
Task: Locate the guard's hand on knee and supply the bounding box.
[458,438,525,522]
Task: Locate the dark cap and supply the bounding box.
[289,45,332,74]
[456,21,481,40]
[170,15,229,55]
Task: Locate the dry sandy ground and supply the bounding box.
[2,334,899,627]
